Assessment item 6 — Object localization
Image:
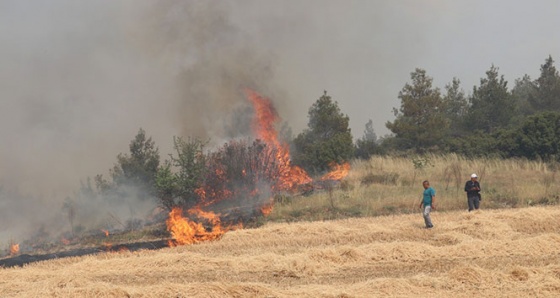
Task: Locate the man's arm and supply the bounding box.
[431,194,436,210]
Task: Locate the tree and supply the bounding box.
[529,56,560,112]
[166,136,208,208]
[355,119,381,159]
[442,78,468,136]
[465,65,517,133]
[292,91,354,174]
[386,68,448,151]
[154,160,178,211]
[111,128,160,199]
[498,111,560,160]
[512,74,537,116]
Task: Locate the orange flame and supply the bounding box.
[166,207,226,246]
[261,204,273,216]
[10,243,19,256]
[101,229,109,237]
[321,162,351,181]
[244,88,312,192]
[61,237,71,245]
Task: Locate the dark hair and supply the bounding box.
[423,180,429,184]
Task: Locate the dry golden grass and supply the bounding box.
[2,206,560,297]
[271,154,560,221]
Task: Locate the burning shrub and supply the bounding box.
[195,139,280,221]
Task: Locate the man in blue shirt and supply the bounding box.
[418,180,436,229]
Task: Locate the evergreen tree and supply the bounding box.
[498,111,560,160]
[111,128,160,198]
[293,91,354,174]
[512,74,537,116]
[386,68,448,151]
[465,65,516,133]
[355,119,381,159]
[442,78,468,136]
[529,56,560,112]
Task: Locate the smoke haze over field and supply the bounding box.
[0,1,559,243]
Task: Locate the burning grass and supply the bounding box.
[1,206,560,297]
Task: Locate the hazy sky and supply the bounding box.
[0,0,559,198]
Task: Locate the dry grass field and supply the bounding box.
[2,206,560,297]
[270,154,560,221]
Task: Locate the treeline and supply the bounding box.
[383,55,560,159]
[74,55,560,217]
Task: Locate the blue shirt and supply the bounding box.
[423,187,436,207]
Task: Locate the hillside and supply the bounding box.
[2,206,560,297]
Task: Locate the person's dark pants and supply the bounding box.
[468,195,480,211]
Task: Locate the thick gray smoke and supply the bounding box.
[0,1,281,247]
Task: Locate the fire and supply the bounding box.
[165,89,350,248]
[261,203,273,216]
[10,243,19,256]
[101,229,109,237]
[166,207,226,246]
[244,88,312,192]
[321,162,351,181]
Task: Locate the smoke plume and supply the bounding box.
[0,1,281,246]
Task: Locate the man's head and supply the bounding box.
[471,173,478,181]
[423,180,430,189]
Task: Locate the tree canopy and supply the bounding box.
[293,91,354,174]
[386,68,449,151]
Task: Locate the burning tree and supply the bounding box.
[161,89,351,247]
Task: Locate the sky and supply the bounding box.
[0,1,559,240]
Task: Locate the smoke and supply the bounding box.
[0,1,282,246]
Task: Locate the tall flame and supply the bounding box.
[244,88,312,192]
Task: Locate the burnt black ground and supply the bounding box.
[0,239,170,268]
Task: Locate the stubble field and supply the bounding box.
[2,206,560,297]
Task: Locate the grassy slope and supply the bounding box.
[1,206,560,297]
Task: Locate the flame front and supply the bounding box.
[166,207,228,246]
